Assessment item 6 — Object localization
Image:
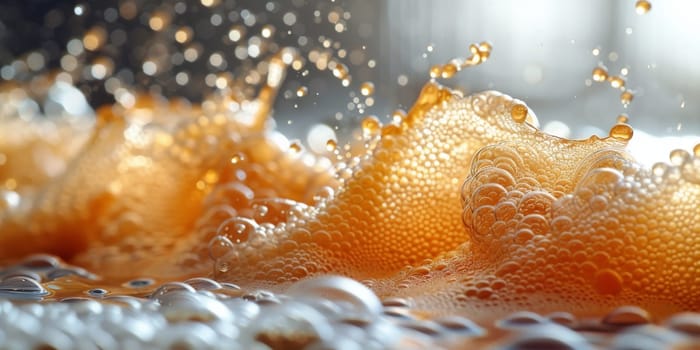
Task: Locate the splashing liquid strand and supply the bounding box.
[1,7,700,350]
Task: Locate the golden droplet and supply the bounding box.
[441,63,458,79]
[635,0,651,15]
[620,91,634,106]
[359,81,375,96]
[592,67,609,82]
[616,114,629,124]
[478,41,493,60]
[429,65,443,79]
[361,115,381,137]
[325,139,337,152]
[332,63,349,80]
[694,143,700,158]
[296,86,308,97]
[391,109,406,124]
[230,153,245,164]
[510,104,529,123]
[609,76,626,89]
[289,140,303,153]
[608,123,634,141]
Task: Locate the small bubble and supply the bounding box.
[217,217,255,244]
[126,279,155,288]
[88,288,108,297]
[325,139,337,152]
[296,86,308,97]
[602,305,652,326]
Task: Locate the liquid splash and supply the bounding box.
[1,46,700,348]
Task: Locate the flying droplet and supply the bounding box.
[620,91,634,106]
[635,0,651,15]
[359,82,375,96]
[510,104,529,123]
[592,67,608,82]
[608,123,634,141]
[325,139,337,152]
[296,86,308,97]
[361,116,381,137]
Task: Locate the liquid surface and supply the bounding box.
[2,72,699,319]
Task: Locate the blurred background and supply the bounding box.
[1,0,698,163]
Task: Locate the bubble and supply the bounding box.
[286,276,382,320]
[665,312,700,336]
[217,217,256,244]
[151,282,196,302]
[250,302,332,349]
[602,306,652,326]
[296,86,308,97]
[669,149,690,166]
[497,311,547,329]
[501,324,591,350]
[0,276,48,299]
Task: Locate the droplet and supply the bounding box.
[361,115,381,137]
[441,63,458,79]
[429,65,442,79]
[620,91,634,106]
[694,143,700,157]
[510,104,529,123]
[325,139,337,152]
[609,76,626,89]
[296,86,308,97]
[616,114,629,124]
[289,140,303,153]
[635,0,651,15]
[602,305,652,326]
[359,81,375,96]
[592,67,608,82]
[608,123,634,141]
[332,63,349,80]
